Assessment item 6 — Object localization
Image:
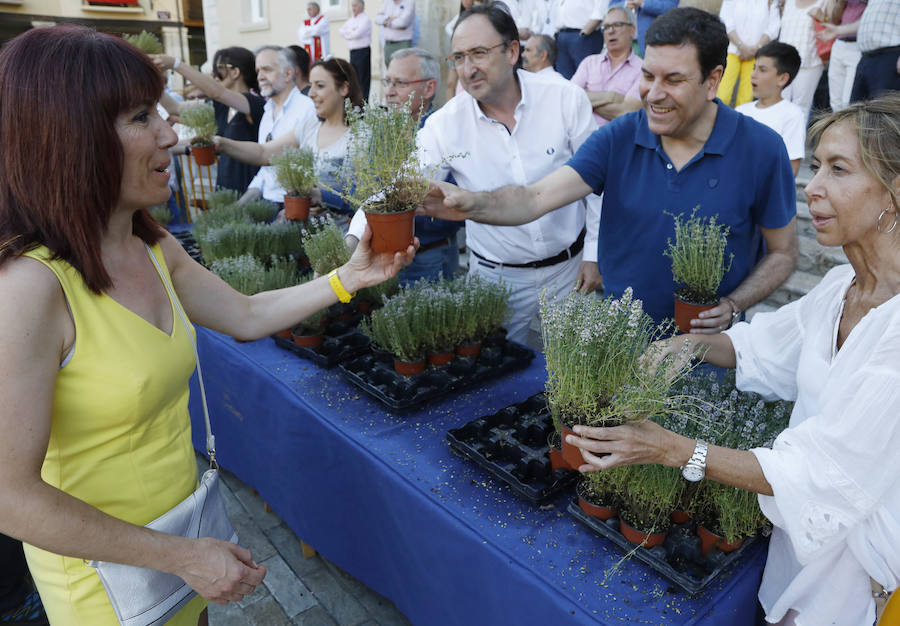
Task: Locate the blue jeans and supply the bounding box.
[399,242,460,286]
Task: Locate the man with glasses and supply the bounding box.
[571,6,643,126]
[235,46,317,207]
[609,0,678,54]
[347,48,464,284]
[416,4,603,345]
[423,8,798,332]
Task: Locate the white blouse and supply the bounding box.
[719,0,782,57]
[725,264,900,626]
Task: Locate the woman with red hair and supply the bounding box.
[0,25,413,625]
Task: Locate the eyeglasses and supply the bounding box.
[381,77,429,89]
[601,21,632,32]
[445,42,508,69]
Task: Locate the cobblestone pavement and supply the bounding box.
[203,457,411,626]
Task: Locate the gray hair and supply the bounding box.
[255,45,298,75]
[352,0,364,6]
[307,1,321,10]
[533,34,556,67]
[390,47,440,84]
[606,5,636,26]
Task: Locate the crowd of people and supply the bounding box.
[0,0,899,625]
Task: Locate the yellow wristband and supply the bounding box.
[327,269,355,303]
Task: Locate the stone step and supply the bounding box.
[797,234,848,275]
[763,269,822,308]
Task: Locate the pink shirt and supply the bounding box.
[570,50,642,126]
[339,12,372,50]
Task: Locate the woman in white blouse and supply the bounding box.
[566,93,900,626]
[717,0,782,106]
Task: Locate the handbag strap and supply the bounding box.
[144,243,217,467]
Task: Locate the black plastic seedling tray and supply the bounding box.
[172,229,204,264]
[338,339,535,411]
[446,393,579,504]
[273,326,371,369]
[567,501,762,596]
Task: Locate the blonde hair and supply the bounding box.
[809,93,900,211]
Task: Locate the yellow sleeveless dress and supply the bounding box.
[22,243,207,625]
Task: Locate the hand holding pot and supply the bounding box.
[689,297,736,334]
[567,420,684,472]
[340,224,416,292]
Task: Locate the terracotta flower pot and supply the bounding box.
[455,341,481,358]
[394,357,426,376]
[365,209,415,254]
[275,328,293,339]
[619,518,667,548]
[547,432,572,471]
[357,300,373,314]
[673,295,717,334]
[427,351,454,367]
[576,483,618,521]
[697,524,744,557]
[559,422,585,470]
[284,195,311,221]
[191,144,216,166]
[670,510,692,525]
[292,327,324,350]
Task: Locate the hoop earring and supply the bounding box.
[877,207,898,234]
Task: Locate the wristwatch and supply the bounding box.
[681,439,708,482]
[724,297,742,328]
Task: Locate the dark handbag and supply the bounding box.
[87,245,238,626]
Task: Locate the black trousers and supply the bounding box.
[850,45,900,104]
[0,533,28,612]
[350,46,371,101]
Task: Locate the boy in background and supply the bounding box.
[736,41,806,176]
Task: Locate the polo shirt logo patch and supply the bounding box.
[708,178,718,188]
[546,147,555,155]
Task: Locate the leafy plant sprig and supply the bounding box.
[663,208,734,305]
[179,102,217,147]
[272,146,318,198]
[124,31,164,55]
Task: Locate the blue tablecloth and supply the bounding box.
[189,327,766,625]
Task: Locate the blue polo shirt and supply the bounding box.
[566,99,796,324]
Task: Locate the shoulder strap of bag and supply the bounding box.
[144,243,217,468]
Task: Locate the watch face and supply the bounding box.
[682,464,704,482]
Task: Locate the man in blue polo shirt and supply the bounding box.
[422,7,798,332]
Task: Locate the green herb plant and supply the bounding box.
[272,146,318,198]
[300,217,351,275]
[179,102,217,148]
[663,208,734,306]
[124,31,164,55]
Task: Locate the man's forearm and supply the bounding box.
[728,249,797,312]
[471,185,544,225]
[217,137,269,166]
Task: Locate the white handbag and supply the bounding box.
[88,245,238,626]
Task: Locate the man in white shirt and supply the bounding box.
[298,1,331,63]
[374,0,416,68]
[521,34,566,80]
[340,0,372,99]
[420,4,603,344]
[555,0,607,78]
[735,42,806,176]
[235,46,318,206]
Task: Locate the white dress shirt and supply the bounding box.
[247,87,318,203]
[339,12,372,50]
[374,0,415,42]
[418,69,600,264]
[719,0,781,56]
[725,264,900,626]
[556,0,607,30]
